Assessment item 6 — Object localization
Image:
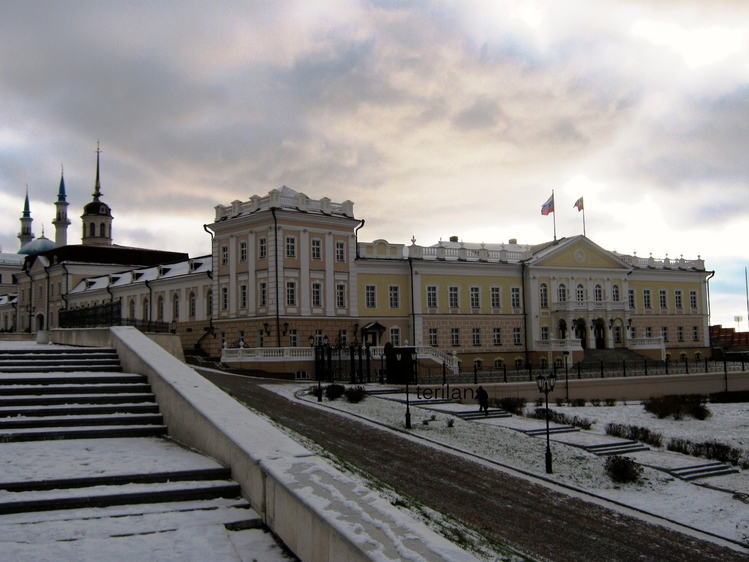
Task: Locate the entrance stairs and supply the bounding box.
[580,348,650,366]
[668,461,740,481]
[0,345,270,557]
[583,440,650,456]
[455,409,512,421]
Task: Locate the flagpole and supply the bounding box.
[582,207,586,237]
[552,190,556,241]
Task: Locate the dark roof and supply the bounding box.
[24,244,189,269]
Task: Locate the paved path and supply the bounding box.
[200,371,748,562]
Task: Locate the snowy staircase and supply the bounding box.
[584,440,650,456]
[0,347,122,373]
[525,425,580,436]
[455,409,512,420]
[668,461,740,481]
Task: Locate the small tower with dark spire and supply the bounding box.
[81,142,113,246]
[52,165,71,247]
[17,186,35,250]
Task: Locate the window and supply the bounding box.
[257,330,264,348]
[661,326,668,342]
[312,283,322,307]
[259,238,267,259]
[693,326,699,342]
[429,328,438,346]
[129,299,136,319]
[645,326,652,338]
[514,358,524,368]
[365,285,376,308]
[474,359,483,370]
[427,286,438,308]
[540,358,548,369]
[339,330,349,345]
[221,288,228,310]
[576,284,585,303]
[336,284,346,308]
[285,236,296,258]
[675,290,682,309]
[286,281,297,306]
[511,287,521,308]
[472,327,481,346]
[612,285,620,302]
[539,283,548,308]
[491,287,500,308]
[172,293,179,319]
[221,245,228,265]
[677,326,684,342]
[659,289,667,309]
[614,326,622,344]
[690,290,698,310]
[240,285,248,309]
[513,327,522,345]
[451,327,460,346]
[259,282,267,307]
[470,287,480,308]
[449,286,459,308]
[311,239,321,260]
[594,284,602,302]
[315,329,324,345]
[389,286,400,308]
[90,223,96,237]
[494,359,504,369]
[493,327,502,346]
[239,241,247,262]
[335,241,345,262]
[50,284,53,297]
[558,284,567,303]
[157,296,164,320]
[643,289,651,309]
[189,292,196,317]
[390,327,401,346]
[289,329,298,347]
[628,289,635,309]
[206,292,212,316]
[541,326,549,340]
[100,223,106,237]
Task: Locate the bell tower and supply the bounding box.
[81,142,113,246]
[52,165,71,247]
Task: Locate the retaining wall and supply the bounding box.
[50,327,475,562]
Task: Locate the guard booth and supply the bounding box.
[384,343,416,385]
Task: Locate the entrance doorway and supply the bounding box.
[594,318,606,349]
[574,318,587,350]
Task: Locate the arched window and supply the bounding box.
[473,359,483,370]
[100,223,106,237]
[89,223,96,237]
[514,358,524,368]
[540,358,548,368]
[695,352,702,361]
[576,284,585,302]
[594,284,602,302]
[494,359,504,369]
[189,292,196,317]
[157,296,164,320]
[206,291,213,316]
[172,293,179,320]
[143,298,150,321]
[129,299,136,319]
[558,283,567,303]
[539,283,548,308]
[612,284,620,302]
[555,357,563,367]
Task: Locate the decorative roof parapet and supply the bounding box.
[615,253,705,271]
[214,187,355,221]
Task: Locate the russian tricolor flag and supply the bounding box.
[541,194,554,216]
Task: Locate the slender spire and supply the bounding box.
[57,164,67,202]
[93,141,102,202]
[23,185,31,217]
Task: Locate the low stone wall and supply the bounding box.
[51,327,475,562]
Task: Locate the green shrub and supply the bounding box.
[325,384,346,400]
[308,385,322,399]
[529,408,593,430]
[605,398,617,407]
[344,385,367,403]
[667,438,747,467]
[605,423,663,447]
[591,398,601,407]
[555,397,565,407]
[534,397,543,408]
[604,455,643,483]
[643,394,710,420]
[494,397,526,415]
[446,418,455,428]
[572,398,586,407]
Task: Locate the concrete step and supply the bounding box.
[0,424,167,443]
[0,364,123,373]
[0,393,156,407]
[0,348,118,356]
[0,479,241,516]
[455,409,512,420]
[0,383,151,396]
[525,425,580,436]
[0,373,146,386]
[585,441,650,456]
[0,413,164,430]
[0,403,161,418]
[0,467,232,493]
[669,462,740,481]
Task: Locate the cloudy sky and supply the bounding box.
[1,0,748,328]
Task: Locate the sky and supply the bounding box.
[1,0,748,329]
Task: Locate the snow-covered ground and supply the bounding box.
[266,383,749,550]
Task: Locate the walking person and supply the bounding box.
[476,385,489,416]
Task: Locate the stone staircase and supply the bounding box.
[583,440,650,456]
[668,461,740,481]
[0,345,274,557]
[455,409,512,421]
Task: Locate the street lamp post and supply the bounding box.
[309,335,321,402]
[397,351,412,429]
[563,351,569,403]
[536,373,557,474]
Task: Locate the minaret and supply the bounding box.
[17,186,35,250]
[52,165,71,247]
[81,142,113,246]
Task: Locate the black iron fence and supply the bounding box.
[59,301,170,333]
